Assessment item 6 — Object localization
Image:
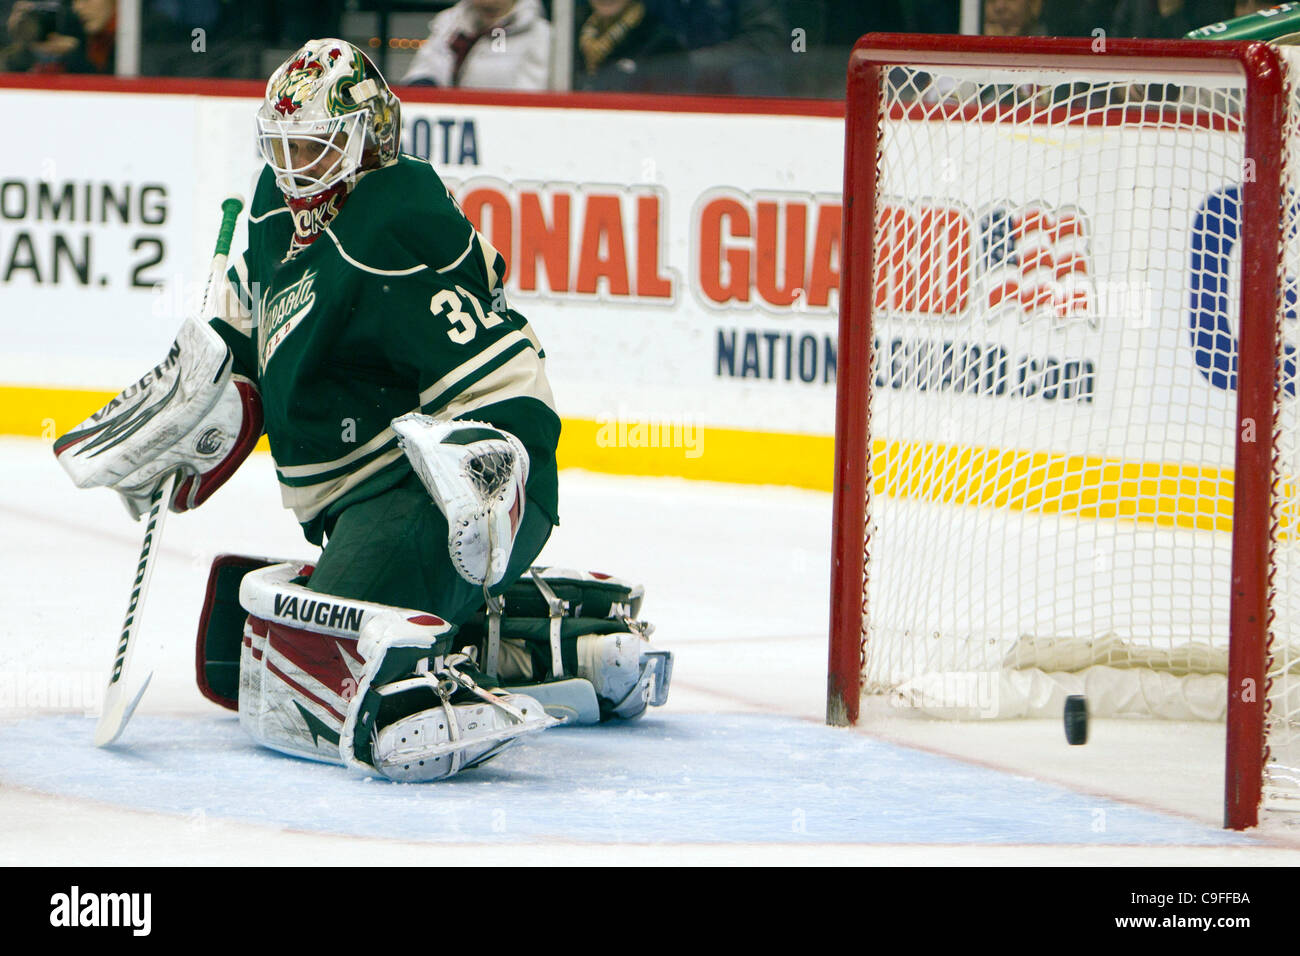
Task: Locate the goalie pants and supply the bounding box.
[306,470,556,625]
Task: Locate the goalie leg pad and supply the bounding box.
[367,676,551,782]
[465,568,673,723]
[497,633,673,723]
[236,562,434,766]
[238,614,358,765]
[236,561,501,776]
[577,631,645,708]
[576,634,674,721]
[195,553,282,711]
[342,615,556,781]
[238,563,555,779]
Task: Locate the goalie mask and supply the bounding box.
[256,39,401,201]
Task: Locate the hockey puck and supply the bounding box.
[1064,695,1088,745]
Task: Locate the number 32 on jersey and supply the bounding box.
[431,286,504,344]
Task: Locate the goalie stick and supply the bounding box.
[94,195,245,747]
[94,474,173,746]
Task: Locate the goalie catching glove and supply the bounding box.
[53,318,263,518]
[393,414,529,587]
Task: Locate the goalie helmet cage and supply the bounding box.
[827,33,1300,830]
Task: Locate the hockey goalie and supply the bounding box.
[52,39,672,781]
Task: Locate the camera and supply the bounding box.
[10,2,64,45]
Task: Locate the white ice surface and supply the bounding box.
[3,436,1300,864]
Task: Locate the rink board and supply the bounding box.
[0,80,843,488]
[0,78,1269,515]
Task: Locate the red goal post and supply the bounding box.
[828,34,1291,830]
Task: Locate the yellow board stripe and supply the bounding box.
[0,385,128,443]
[7,384,833,488]
[555,417,836,489]
[8,384,1272,534]
[7,382,832,486]
[872,440,1241,533]
[1,385,276,451]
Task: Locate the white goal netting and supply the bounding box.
[857,49,1300,809]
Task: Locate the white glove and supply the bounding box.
[54,317,264,519]
[392,414,529,587]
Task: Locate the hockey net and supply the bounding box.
[828,35,1300,828]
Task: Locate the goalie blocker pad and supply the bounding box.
[53,317,263,518]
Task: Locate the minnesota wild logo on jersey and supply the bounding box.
[259,268,317,371]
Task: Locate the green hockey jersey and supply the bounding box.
[209,156,560,544]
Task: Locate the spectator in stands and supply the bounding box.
[2,0,112,73]
[402,0,552,90]
[2,1,74,72]
[67,0,112,71]
[139,0,268,79]
[1234,0,1275,15]
[891,0,956,33]
[646,0,787,96]
[1042,0,1123,36]
[1111,0,1234,38]
[982,0,1045,36]
[914,0,1041,105]
[574,0,683,92]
